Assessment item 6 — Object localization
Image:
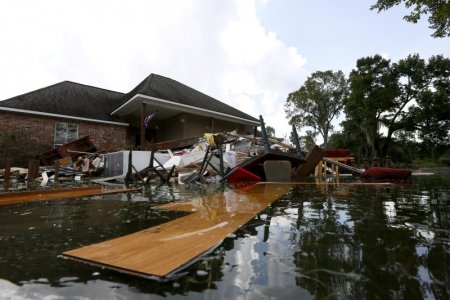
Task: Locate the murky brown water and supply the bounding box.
[0,170,449,299]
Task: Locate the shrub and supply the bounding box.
[0,131,51,168]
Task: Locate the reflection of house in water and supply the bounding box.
[0,74,259,152]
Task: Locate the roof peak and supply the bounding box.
[1,80,123,101]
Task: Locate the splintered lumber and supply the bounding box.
[0,186,141,206]
[39,136,97,166]
[61,183,294,279]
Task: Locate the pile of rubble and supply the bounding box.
[1,129,298,188]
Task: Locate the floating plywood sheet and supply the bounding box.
[0,186,141,206]
[61,183,294,279]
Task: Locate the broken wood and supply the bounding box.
[39,136,97,166]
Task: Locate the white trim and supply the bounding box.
[111,94,260,126]
[0,106,129,126]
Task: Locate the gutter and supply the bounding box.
[0,106,129,126]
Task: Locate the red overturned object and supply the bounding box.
[227,167,261,186]
[322,149,351,157]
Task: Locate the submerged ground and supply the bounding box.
[0,169,449,299]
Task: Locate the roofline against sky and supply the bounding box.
[0,106,129,126]
[111,94,260,127]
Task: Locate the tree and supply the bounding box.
[371,0,450,38]
[402,55,450,156]
[298,131,317,151]
[345,55,398,159]
[384,54,450,155]
[265,126,275,138]
[285,70,348,149]
[346,54,450,160]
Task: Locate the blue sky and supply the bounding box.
[258,0,448,74]
[0,0,448,141]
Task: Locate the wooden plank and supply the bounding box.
[0,186,141,206]
[296,145,323,178]
[61,183,294,278]
[152,136,200,151]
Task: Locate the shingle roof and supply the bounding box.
[120,74,258,122]
[0,81,125,122]
[0,74,258,123]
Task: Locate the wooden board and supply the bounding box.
[0,186,141,206]
[61,183,294,278]
[296,145,323,178]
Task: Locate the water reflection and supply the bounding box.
[291,178,450,299]
[0,174,449,299]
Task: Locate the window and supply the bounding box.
[54,122,79,147]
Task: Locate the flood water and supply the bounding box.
[0,169,449,299]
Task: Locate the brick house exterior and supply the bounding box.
[0,74,259,159]
[0,111,128,152]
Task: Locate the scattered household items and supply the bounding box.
[225,151,304,183]
[264,160,292,182]
[39,136,97,166]
[226,167,261,186]
[0,167,28,181]
[314,148,361,177]
[1,113,416,189]
[96,150,171,182]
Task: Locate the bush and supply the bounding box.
[0,131,51,168]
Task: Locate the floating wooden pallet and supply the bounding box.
[61,183,294,279]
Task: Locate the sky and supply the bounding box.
[0,0,448,142]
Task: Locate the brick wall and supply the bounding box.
[0,111,128,152]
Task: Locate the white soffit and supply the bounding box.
[111,94,260,126]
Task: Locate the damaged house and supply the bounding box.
[0,74,259,154]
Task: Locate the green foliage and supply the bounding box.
[285,70,348,148]
[299,131,317,151]
[328,132,350,149]
[0,131,51,168]
[344,54,450,161]
[265,126,275,138]
[345,54,398,159]
[402,55,450,150]
[371,0,450,38]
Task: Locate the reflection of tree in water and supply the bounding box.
[293,186,364,298]
[292,179,450,299]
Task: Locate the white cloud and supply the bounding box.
[0,0,306,138]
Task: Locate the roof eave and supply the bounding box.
[111,94,260,127]
[0,107,129,126]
